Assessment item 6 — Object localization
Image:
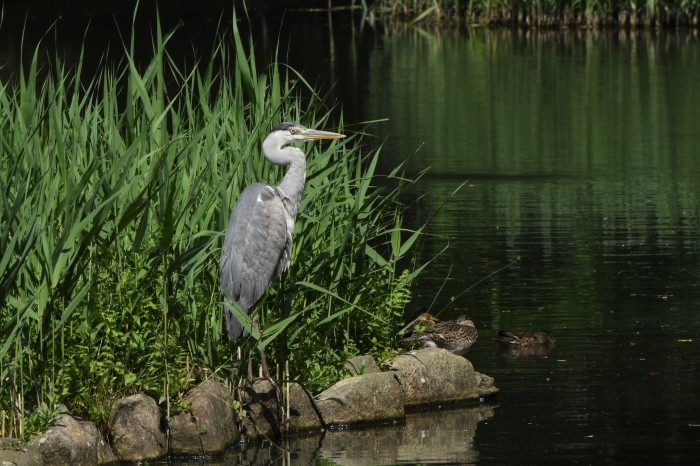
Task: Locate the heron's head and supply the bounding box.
[267,122,346,146]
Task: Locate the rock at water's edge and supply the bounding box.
[317,371,405,426]
[169,379,238,455]
[25,413,115,466]
[111,393,166,461]
[0,437,43,466]
[389,348,497,407]
[475,371,499,398]
[239,378,281,440]
[286,382,323,434]
[344,354,380,376]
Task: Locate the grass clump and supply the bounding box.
[0,14,421,439]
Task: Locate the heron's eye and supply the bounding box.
[289,128,297,135]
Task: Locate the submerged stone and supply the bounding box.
[315,404,496,464]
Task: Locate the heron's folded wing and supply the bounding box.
[220,184,289,313]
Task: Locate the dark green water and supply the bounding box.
[169,18,700,465]
[4,8,700,464]
[259,19,700,465]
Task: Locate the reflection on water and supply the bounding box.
[497,342,555,360]
[171,405,494,465]
[316,405,493,465]
[323,25,700,464]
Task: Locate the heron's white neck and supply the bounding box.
[262,140,306,217]
[277,154,306,215]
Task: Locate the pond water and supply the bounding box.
[5,6,700,464]
[247,16,700,465]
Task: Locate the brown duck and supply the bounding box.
[400,315,478,355]
[398,311,441,337]
[496,330,556,347]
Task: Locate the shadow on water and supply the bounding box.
[170,404,494,465]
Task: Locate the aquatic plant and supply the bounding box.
[0,12,421,438]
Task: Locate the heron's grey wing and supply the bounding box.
[220,184,290,340]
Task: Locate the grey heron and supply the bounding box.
[220,122,345,346]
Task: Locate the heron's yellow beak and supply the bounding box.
[299,128,346,140]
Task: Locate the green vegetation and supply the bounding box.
[371,0,700,27]
[0,14,422,439]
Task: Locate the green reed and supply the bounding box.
[0,14,420,438]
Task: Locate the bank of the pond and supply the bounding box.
[0,349,497,464]
[0,6,421,443]
[371,0,700,29]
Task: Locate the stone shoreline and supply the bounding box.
[0,348,498,465]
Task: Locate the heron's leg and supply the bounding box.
[252,314,270,378]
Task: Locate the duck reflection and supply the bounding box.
[496,330,556,359]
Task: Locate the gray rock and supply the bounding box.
[25,412,114,466]
[169,379,238,455]
[96,439,116,465]
[475,371,499,398]
[0,437,43,466]
[111,394,166,461]
[389,348,497,407]
[239,378,282,440]
[286,382,323,434]
[317,372,405,426]
[168,411,200,455]
[344,355,380,376]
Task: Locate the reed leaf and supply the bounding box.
[0,12,424,438]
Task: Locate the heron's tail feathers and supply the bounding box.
[224,300,251,340]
